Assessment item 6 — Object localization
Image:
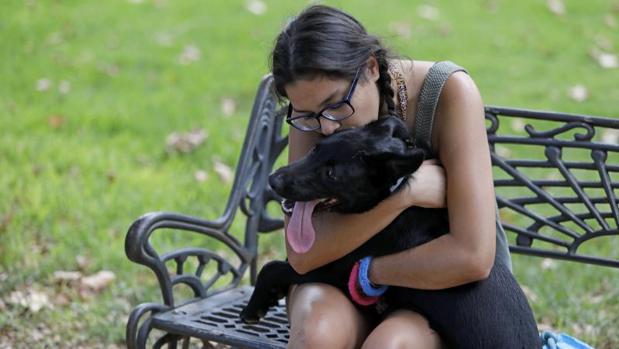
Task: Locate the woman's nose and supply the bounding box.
[319,118,341,136]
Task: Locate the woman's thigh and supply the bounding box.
[286,283,371,349]
[361,309,443,349]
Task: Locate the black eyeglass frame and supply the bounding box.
[286,67,362,132]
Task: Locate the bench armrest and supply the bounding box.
[125,211,254,307]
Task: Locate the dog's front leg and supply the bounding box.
[240,260,297,324]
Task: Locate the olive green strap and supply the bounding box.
[413,61,467,153]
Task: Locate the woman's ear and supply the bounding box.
[366,55,380,83]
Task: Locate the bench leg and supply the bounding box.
[126,303,180,349]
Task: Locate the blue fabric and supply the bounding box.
[358,256,388,297]
[540,331,595,349]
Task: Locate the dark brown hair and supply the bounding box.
[270,5,396,115]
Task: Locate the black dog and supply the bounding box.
[240,116,540,348]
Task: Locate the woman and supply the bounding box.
[272,5,516,349]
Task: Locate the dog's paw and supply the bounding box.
[240,286,284,324]
[239,260,295,323]
[239,306,265,324]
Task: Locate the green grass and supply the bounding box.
[1,0,618,347]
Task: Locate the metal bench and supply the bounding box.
[124,74,619,348]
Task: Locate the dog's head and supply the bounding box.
[270,116,426,214]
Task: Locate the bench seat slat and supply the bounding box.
[152,287,288,349]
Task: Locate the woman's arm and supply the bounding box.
[369,72,497,290]
[285,192,409,274]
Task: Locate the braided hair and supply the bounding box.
[270,5,397,117]
[374,48,396,116]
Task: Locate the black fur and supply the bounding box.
[240,116,540,348]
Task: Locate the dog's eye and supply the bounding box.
[327,167,337,180]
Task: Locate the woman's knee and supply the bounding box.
[361,310,442,349]
[287,283,370,349]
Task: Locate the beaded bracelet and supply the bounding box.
[358,256,388,297]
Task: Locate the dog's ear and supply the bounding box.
[365,147,426,178]
[372,115,414,145]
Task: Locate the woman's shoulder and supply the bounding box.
[394,59,474,99]
[432,64,485,155]
[389,59,465,130]
[392,58,483,154]
[396,59,479,113]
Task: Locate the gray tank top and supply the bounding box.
[411,61,512,270]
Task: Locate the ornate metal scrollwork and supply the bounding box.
[486,106,619,267]
[524,121,595,141]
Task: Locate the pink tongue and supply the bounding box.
[286,200,319,254]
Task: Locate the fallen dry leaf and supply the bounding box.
[8,288,52,313]
[36,78,52,92]
[389,21,413,39]
[594,35,614,51]
[47,115,65,129]
[520,285,539,303]
[545,172,562,181]
[80,270,115,292]
[246,0,267,15]
[53,271,83,283]
[537,321,556,333]
[547,0,566,15]
[438,23,453,37]
[568,84,588,102]
[221,97,237,117]
[178,45,201,65]
[571,323,598,338]
[107,170,117,183]
[58,80,71,94]
[28,324,53,343]
[585,293,605,304]
[601,129,619,145]
[495,145,512,158]
[417,5,439,21]
[214,160,234,184]
[541,258,557,270]
[589,47,618,69]
[194,169,208,182]
[166,128,207,154]
[510,118,525,132]
[482,0,499,13]
[30,164,43,175]
[53,292,71,306]
[0,209,14,231]
[597,52,618,68]
[98,62,119,76]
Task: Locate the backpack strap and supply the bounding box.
[413,61,468,153]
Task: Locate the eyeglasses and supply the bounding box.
[286,67,361,132]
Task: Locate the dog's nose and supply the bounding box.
[269,172,285,192]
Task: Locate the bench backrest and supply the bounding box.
[486,107,619,267]
[225,75,619,284]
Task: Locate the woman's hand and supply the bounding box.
[398,159,447,208]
